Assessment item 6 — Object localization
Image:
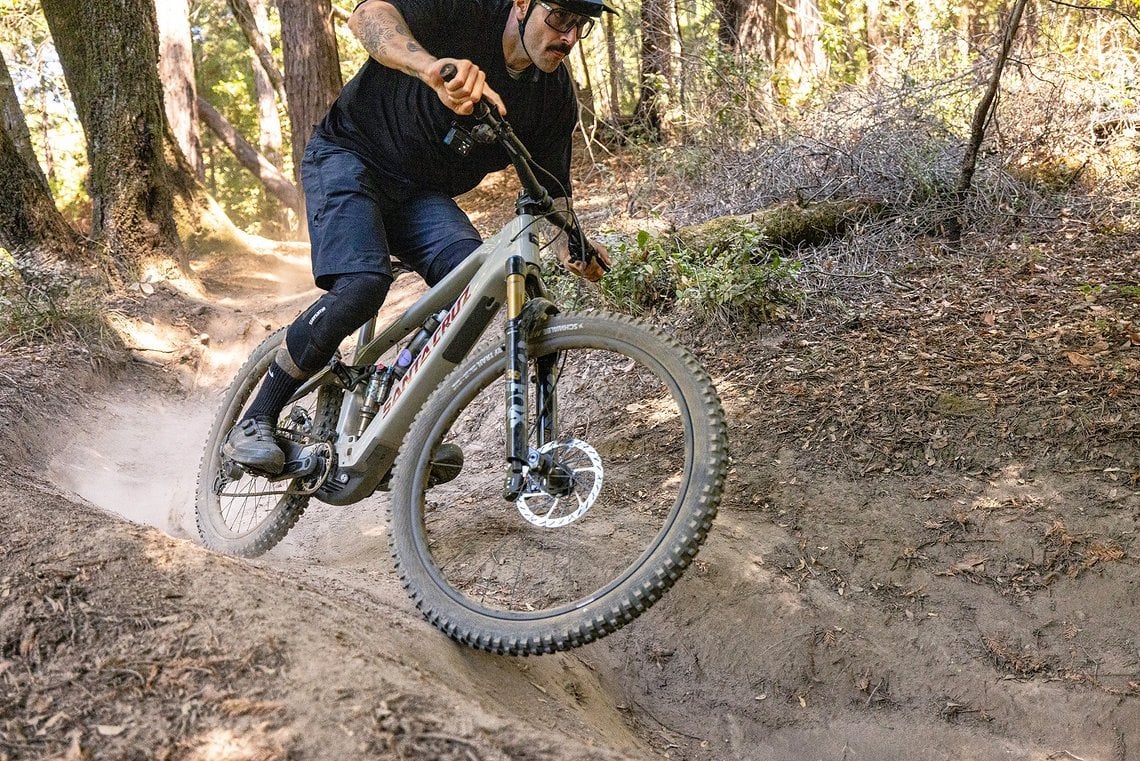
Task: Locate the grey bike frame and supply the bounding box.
[309,213,545,505]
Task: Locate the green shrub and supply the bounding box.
[545,227,803,325]
[675,245,802,324]
[0,255,110,350]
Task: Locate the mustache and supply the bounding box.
[547,43,573,55]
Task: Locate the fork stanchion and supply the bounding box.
[503,255,529,500]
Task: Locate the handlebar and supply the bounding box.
[439,63,608,273]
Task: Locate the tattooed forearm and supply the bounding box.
[349,1,433,78]
[356,9,412,58]
[393,22,423,54]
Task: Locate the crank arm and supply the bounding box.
[216,441,332,497]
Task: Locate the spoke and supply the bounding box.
[416,341,689,614]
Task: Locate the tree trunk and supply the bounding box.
[604,12,621,123]
[249,0,290,232]
[952,3,971,67]
[277,0,342,186]
[1023,0,1040,58]
[774,0,826,94]
[738,0,777,60]
[0,53,46,188]
[714,0,742,48]
[227,0,289,107]
[863,0,883,72]
[41,0,197,275]
[157,0,204,179]
[952,0,1030,240]
[573,49,597,136]
[634,0,673,140]
[197,96,302,213]
[0,104,84,281]
[248,0,285,169]
[969,0,986,55]
[33,58,58,182]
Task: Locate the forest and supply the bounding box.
[1,0,1138,759]
[1,0,1136,306]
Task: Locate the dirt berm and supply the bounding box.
[1,214,1137,760]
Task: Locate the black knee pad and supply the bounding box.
[284,271,392,374]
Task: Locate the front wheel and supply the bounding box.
[389,312,728,655]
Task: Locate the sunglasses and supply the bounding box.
[536,0,596,38]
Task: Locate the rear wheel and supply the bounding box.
[389,312,728,654]
[195,328,341,557]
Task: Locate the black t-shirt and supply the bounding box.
[313,0,577,202]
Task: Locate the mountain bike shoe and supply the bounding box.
[222,417,286,475]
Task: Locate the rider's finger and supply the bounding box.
[468,70,486,104]
[440,64,480,114]
[481,83,507,116]
[444,65,474,98]
[593,243,611,267]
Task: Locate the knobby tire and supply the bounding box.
[388,312,728,655]
[195,328,341,557]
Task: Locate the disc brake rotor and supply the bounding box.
[515,438,603,528]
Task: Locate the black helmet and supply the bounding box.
[545,0,618,17]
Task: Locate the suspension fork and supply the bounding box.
[503,256,566,501]
[503,256,530,500]
[534,352,558,448]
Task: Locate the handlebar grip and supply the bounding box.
[567,228,611,273]
[438,62,493,120]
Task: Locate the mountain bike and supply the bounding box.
[195,80,729,655]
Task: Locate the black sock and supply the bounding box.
[241,272,392,425]
[242,362,304,423]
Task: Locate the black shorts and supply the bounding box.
[300,136,482,288]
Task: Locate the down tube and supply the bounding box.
[333,246,515,474]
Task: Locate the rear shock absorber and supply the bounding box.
[356,310,445,436]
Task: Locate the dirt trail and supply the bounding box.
[5,208,1139,760]
[12,244,660,760]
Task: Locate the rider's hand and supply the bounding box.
[557,237,610,282]
[429,58,506,116]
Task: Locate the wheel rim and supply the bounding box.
[411,336,694,620]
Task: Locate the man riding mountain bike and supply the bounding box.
[224,0,615,474]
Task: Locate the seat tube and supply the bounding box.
[352,317,377,364]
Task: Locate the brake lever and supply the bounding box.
[567,226,611,273]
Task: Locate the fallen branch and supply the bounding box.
[197,97,302,213]
[673,198,885,255]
